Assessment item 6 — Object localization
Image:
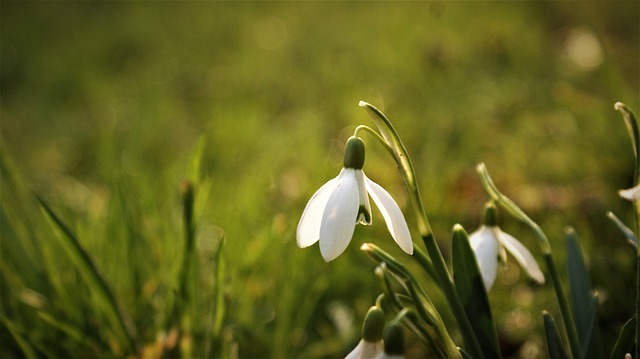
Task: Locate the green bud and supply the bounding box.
[383,321,405,355]
[482,201,499,227]
[343,136,365,169]
[362,306,385,342]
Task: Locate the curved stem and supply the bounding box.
[359,101,483,359]
[475,163,580,358]
[615,102,640,359]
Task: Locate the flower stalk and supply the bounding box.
[365,246,460,359]
[475,163,580,358]
[359,101,483,359]
[615,102,640,359]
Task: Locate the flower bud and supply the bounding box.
[482,202,499,227]
[382,321,405,355]
[343,136,365,169]
[362,306,385,342]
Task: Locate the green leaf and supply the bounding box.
[566,227,603,359]
[610,316,636,359]
[188,136,206,185]
[544,311,569,359]
[36,195,138,353]
[451,224,501,359]
[1,316,38,359]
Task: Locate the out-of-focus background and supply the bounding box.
[1,2,638,358]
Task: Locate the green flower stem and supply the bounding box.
[615,102,640,359]
[475,163,581,358]
[366,245,460,359]
[359,101,484,359]
[395,308,446,359]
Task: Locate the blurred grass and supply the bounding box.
[1,2,638,358]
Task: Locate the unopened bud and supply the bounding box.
[383,321,405,355]
[343,136,365,169]
[482,202,499,227]
[362,306,385,342]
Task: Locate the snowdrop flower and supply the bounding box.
[297,136,413,262]
[345,306,384,359]
[469,203,545,291]
[620,184,640,201]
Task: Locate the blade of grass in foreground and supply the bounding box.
[2,317,37,359]
[36,195,139,354]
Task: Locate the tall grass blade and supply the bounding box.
[37,311,95,351]
[212,234,226,340]
[36,195,139,353]
[451,225,501,359]
[1,317,37,359]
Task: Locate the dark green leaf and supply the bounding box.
[544,311,569,359]
[451,225,501,359]
[36,195,138,353]
[610,316,636,359]
[566,227,603,359]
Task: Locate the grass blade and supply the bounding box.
[1,316,38,359]
[36,194,139,353]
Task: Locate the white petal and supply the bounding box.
[355,170,372,225]
[364,175,413,255]
[497,229,545,285]
[320,168,359,261]
[345,339,383,359]
[620,184,640,201]
[296,173,340,248]
[469,226,500,291]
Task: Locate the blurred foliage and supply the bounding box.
[1,2,638,358]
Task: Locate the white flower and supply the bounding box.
[469,204,545,291]
[345,306,385,359]
[297,136,413,262]
[345,339,383,359]
[620,184,640,201]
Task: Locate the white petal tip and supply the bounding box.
[619,188,639,201]
[533,274,546,285]
[614,102,624,110]
[358,100,368,107]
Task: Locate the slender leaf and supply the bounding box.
[610,316,636,359]
[36,195,139,353]
[451,225,501,359]
[566,227,603,359]
[37,311,95,350]
[579,294,601,358]
[544,311,569,359]
[1,317,38,359]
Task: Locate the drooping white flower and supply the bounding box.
[345,306,385,359]
[297,136,413,262]
[345,339,383,359]
[620,184,640,201]
[469,203,545,291]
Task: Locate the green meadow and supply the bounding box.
[1,2,638,358]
